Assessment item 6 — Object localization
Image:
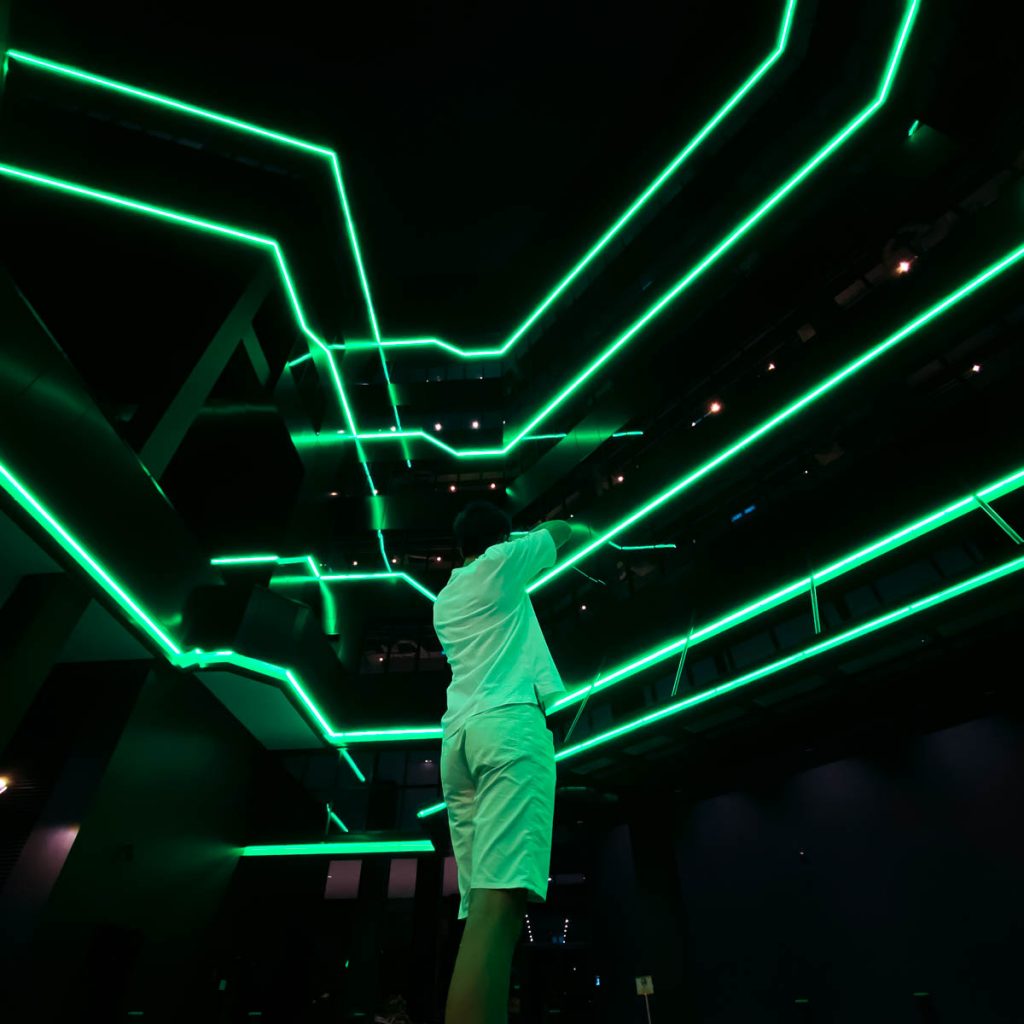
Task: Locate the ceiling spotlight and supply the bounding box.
[436,556,443,562]
[0,776,9,795]
[329,491,339,497]
[767,362,776,371]
[615,475,624,483]
[489,482,497,490]
[434,423,442,431]
[471,420,480,429]
[971,363,982,373]
[896,259,913,274]
[391,557,398,564]
[352,560,358,566]
[378,656,384,663]
[581,604,587,611]
[709,401,723,414]
[449,484,457,493]
[389,426,396,431]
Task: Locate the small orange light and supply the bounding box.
[709,401,723,414]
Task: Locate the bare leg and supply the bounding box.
[445,888,526,1024]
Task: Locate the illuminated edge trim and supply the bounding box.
[6,0,796,369]
[4,453,1021,759]
[3,48,407,453]
[0,0,913,468]
[416,551,1024,817]
[241,838,435,857]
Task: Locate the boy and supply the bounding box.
[432,501,573,1023]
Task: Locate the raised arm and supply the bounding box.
[528,519,572,550]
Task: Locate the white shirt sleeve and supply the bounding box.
[497,530,557,589]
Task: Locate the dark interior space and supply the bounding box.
[2,0,1024,1020]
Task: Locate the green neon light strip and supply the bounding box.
[0,161,382,500]
[241,838,435,857]
[3,0,796,476]
[548,465,1024,713]
[345,0,799,358]
[6,0,798,369]
[339,749,366,784]
[529,236,1024,591]
[211,553,279,564]
[418,550,1024,818]
[329,809,349,834]
[608,542,678,550]
[4,49,408,461]
[908,118,921,136]
[2,0,909,467]
[281,0,921,462]
[0,458,181,656]
[6,447,1021,772]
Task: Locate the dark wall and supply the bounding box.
[591,711,1024,1024]
[1,660,321,1021]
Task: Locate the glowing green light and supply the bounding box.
[498,0,802,355]
[420,547,1024,818]
[184,0,916,459]
[908,118,921,136]
[0,161,384,503]
[530,236,1024,592]
[4,0,796,466]
[608,542,677,551]
[323,0,801,362]
[554,553,1024,763]
[5,0,911,477]
[241,839,435,857]
[339,749,366,783]
[211,554,279,565]
[335,727,443,745]
[5,49,404,444]
[329,809,349,834]
[0,457,180,656]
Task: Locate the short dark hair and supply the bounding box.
[453,500,512,557]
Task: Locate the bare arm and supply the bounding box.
[529,519,573,550]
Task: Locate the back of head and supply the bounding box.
[453,500,512,558]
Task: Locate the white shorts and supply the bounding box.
[440,702,557,920]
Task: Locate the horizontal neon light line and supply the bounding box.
[241,838,435,857]
[418,550,1024,817]
[211,554,279,564]
[608,542,678,551]
[528,236,1024,590]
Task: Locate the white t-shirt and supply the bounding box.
[433,530,566,737]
